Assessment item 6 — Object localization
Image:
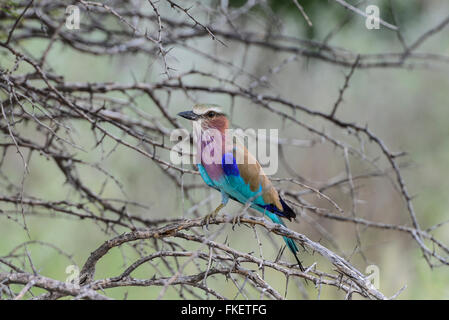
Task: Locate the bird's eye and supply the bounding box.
[206,111,216,118]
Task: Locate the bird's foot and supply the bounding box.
[203,211,217,228]
[231,214,242,230]
[203,204,224,229]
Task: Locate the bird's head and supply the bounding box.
[178,104,229,132]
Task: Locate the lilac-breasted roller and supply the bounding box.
[178,104,304,271]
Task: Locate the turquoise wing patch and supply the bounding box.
[220,153,267,207]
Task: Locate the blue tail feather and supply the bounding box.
[262,211,305,272]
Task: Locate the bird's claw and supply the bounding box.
[203,203,225,231]
[231,214,242,230]
[203,209,218,229]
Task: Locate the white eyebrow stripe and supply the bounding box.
[192,105,224,115]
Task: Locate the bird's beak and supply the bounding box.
[177,110,199,121]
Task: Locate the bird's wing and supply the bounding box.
[220,141,296,220]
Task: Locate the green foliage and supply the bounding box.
[0,0,20,18]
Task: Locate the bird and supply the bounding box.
[178,104,305,271]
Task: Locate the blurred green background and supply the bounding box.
[1,0,449,299]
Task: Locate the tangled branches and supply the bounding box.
[0,0,448,300]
